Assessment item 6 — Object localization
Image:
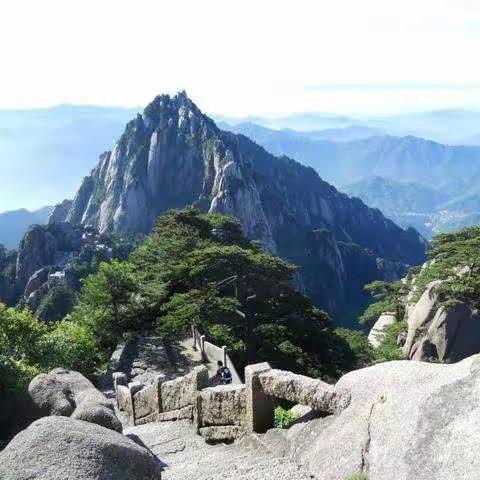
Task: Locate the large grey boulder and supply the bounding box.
[403,280,442,356]
[71,400,122,433]
[402,279,480,363]
[276,354,480,480]
[28,368,121,431]
[426,301,480,362]
[0,416,162,480]
[28,371,75,416]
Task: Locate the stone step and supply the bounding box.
[125,419,315,480]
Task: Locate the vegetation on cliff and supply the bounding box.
[359,226,480,360]
[70,208,371,380]
[0,209,377,445]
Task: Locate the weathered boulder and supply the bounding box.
[28,368,120,431]
[276,354,480,480]
[28,372,75,416]
[401,278,480,363]
[403,279,443,356]
[0,416,163,480]
[71,401,122,433]
[368,312,396,348]
[426,301,480,362]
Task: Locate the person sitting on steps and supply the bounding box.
[216,360,232,384]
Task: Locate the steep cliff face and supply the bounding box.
[0,223,83,310]
[52,92,426,325]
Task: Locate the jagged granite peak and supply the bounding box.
[50,92,426,325]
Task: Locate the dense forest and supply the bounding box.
[1,209,377,444]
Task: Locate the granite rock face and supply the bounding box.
[51,92,426,324]
[0,416,162,480]
[28,368,121,432]
[0,222,83,311]
[403,280,443,356]
[277,355,480,480]
[122,355,480,479]
[397,273,480,362]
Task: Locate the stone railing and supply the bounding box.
[192,362,351,442]
[114,361,351,441]
[114,365,209,426]
[192,325,242,384]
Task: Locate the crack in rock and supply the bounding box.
[360,395,385,476]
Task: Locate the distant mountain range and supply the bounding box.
[2,104,480,213]
[4,104,480,242]
[215,109,480,145]
[0,105,139,212]
[224,123,480,238]
[0,206,53,249]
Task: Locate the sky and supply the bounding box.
[1,0,480,116]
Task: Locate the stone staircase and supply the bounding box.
[124,419,316,479]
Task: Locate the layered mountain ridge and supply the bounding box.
[225,122,480,237]
[50,92,426,325]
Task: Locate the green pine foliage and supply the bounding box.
[1,208,376,410]
[68,208,370,379]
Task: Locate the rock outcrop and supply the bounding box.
[50,91,426,325]
[405,296,480,362]
[0,416,163,480]
[0,221,126,321]
[123,354,480,480]
[0,223,83,310]
[279,355,480,480]
[29,368,122,432]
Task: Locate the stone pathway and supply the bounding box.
[125,419,316,480]
[170,337,222,382]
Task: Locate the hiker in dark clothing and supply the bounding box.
[216,360,233,384]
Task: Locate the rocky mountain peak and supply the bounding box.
[48,93,426,325]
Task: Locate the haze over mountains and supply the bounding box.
[0,105,138,213]
[3,104,480,245]
[225,122,480,238]
[0,207,53,249]
[217,108,480,145]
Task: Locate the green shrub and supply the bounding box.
[334,328,373,368]
[345,473,366,480]
[36,284,77,322]
[373,320,407,363]
[38,320,104,377]
[274,406,298,429]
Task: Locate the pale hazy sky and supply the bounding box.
[2,0,480,116]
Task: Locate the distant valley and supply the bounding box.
[0,105,138,213]
[225,122,480,238]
